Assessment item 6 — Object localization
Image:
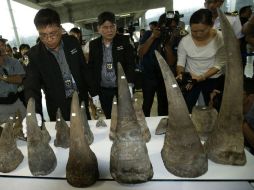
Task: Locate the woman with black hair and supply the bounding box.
[176,9,226,113]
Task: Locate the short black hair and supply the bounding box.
[149,21,158,27]
[98,11,116,26]
[34,8,61,28]
[158,13,179,27]
[190,9,213,26]
[69,27,82,43]
[69,27,81,34]
[19,44,30,51]
[239,6,252,15]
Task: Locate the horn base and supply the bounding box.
[28,143,57,176]
[191,106,218,141]
[0,148,24,173]
[66,152,99,187]
[161,149,207,177]
[205,129,246,165]
[110,139,153,183]
[161,127,208,178]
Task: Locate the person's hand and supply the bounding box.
[151,28,161,39]
[22,113,42,138]
[92,95,101,109]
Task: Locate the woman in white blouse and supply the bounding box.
[176,8,226,112]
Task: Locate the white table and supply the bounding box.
[0,117,254,190]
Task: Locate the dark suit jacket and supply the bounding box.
[87,34,135,95]
[24,35,90,121]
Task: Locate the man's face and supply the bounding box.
[37,24,62,50]
[21,48,29,56]
[98,21,117,42]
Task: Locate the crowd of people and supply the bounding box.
[0,0,254,150]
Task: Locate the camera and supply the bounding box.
[176,72,197,93]
[159,11,187,46]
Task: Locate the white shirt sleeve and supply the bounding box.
[177,38,187,68]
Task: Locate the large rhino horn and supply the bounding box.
[155,50,207,178]
[66,91,99,187]
[26,98,57,176]
[110,63,153,184]
[204,8,246,165]
[0,118,24,173]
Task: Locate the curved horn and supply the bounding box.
[155,50,207,177]
[204,8,246,165]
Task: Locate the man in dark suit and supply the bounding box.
[88,11,135,119]
[24,8,91,121]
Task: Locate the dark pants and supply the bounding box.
[183,78,219,113]
[48,96,91,121]
[99,87,117,119]
[142,77,168,117]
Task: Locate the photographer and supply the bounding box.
[138,11,183,117]
[176,9,226,113]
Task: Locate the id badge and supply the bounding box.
[106,62,113,72]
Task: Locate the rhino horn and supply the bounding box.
[155,50,207,177]
[204,8,246,165]
[191,106,218,141]
[110,63,153,183]
[26,98,57,176]
[54,108,70,148]
[13,109,26,141]
[81,101,94,145]
[0,119,24,173]
[66,91,99,187]
[133,94,151,142]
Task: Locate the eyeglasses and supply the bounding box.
[101,24,116,31]
[39,29,60,40]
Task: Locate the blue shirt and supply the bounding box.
[0,56,25,97]
[100,42,117,88]
[47,41,77,98]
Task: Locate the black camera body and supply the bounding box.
[176,72,196,93]
[159,11,187,46]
